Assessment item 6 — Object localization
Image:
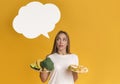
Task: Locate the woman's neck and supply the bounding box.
[58,50,67,55]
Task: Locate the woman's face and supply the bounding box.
[56,33,68,52]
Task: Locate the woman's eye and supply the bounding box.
[56,38,60,41]
[63,38,67,41]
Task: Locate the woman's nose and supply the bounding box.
[60,40,63,44]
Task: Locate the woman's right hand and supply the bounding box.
[39,68,50,82]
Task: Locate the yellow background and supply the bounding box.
[0,0,120,84]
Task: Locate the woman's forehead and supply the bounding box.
[58,33,67,38]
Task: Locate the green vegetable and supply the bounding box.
[40,57,54,71]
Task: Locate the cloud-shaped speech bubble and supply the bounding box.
[12,1,61,39]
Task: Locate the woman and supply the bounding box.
[40,30,79,84]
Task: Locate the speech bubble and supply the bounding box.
[12,1,61,39]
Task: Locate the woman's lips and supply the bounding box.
[59,45,64,47]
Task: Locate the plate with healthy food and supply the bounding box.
[30,57,54,72]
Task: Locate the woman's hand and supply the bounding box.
[39,68,50,82]
[72,71,78,82]
[67,65,79,82]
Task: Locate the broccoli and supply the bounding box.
[40,57,54,71]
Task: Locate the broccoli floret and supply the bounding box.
[40,57,54,71]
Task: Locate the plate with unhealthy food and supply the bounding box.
[68,64,88,73]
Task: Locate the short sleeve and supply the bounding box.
[73,54,79,65]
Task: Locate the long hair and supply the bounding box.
[51,30,71,54]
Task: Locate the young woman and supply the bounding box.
[40,30,79,84]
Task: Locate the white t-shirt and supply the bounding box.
[48,53,79,84]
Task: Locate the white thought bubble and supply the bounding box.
[12,1,61,39]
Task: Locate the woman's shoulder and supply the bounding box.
[46,53,56,58]
[69,53,79,59]
[69,53,78,56]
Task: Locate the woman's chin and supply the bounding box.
[58,48,65,51]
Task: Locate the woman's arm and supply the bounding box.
[39,71,50,82]
[72,72,78,82]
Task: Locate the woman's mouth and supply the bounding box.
[59,45,64,47]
